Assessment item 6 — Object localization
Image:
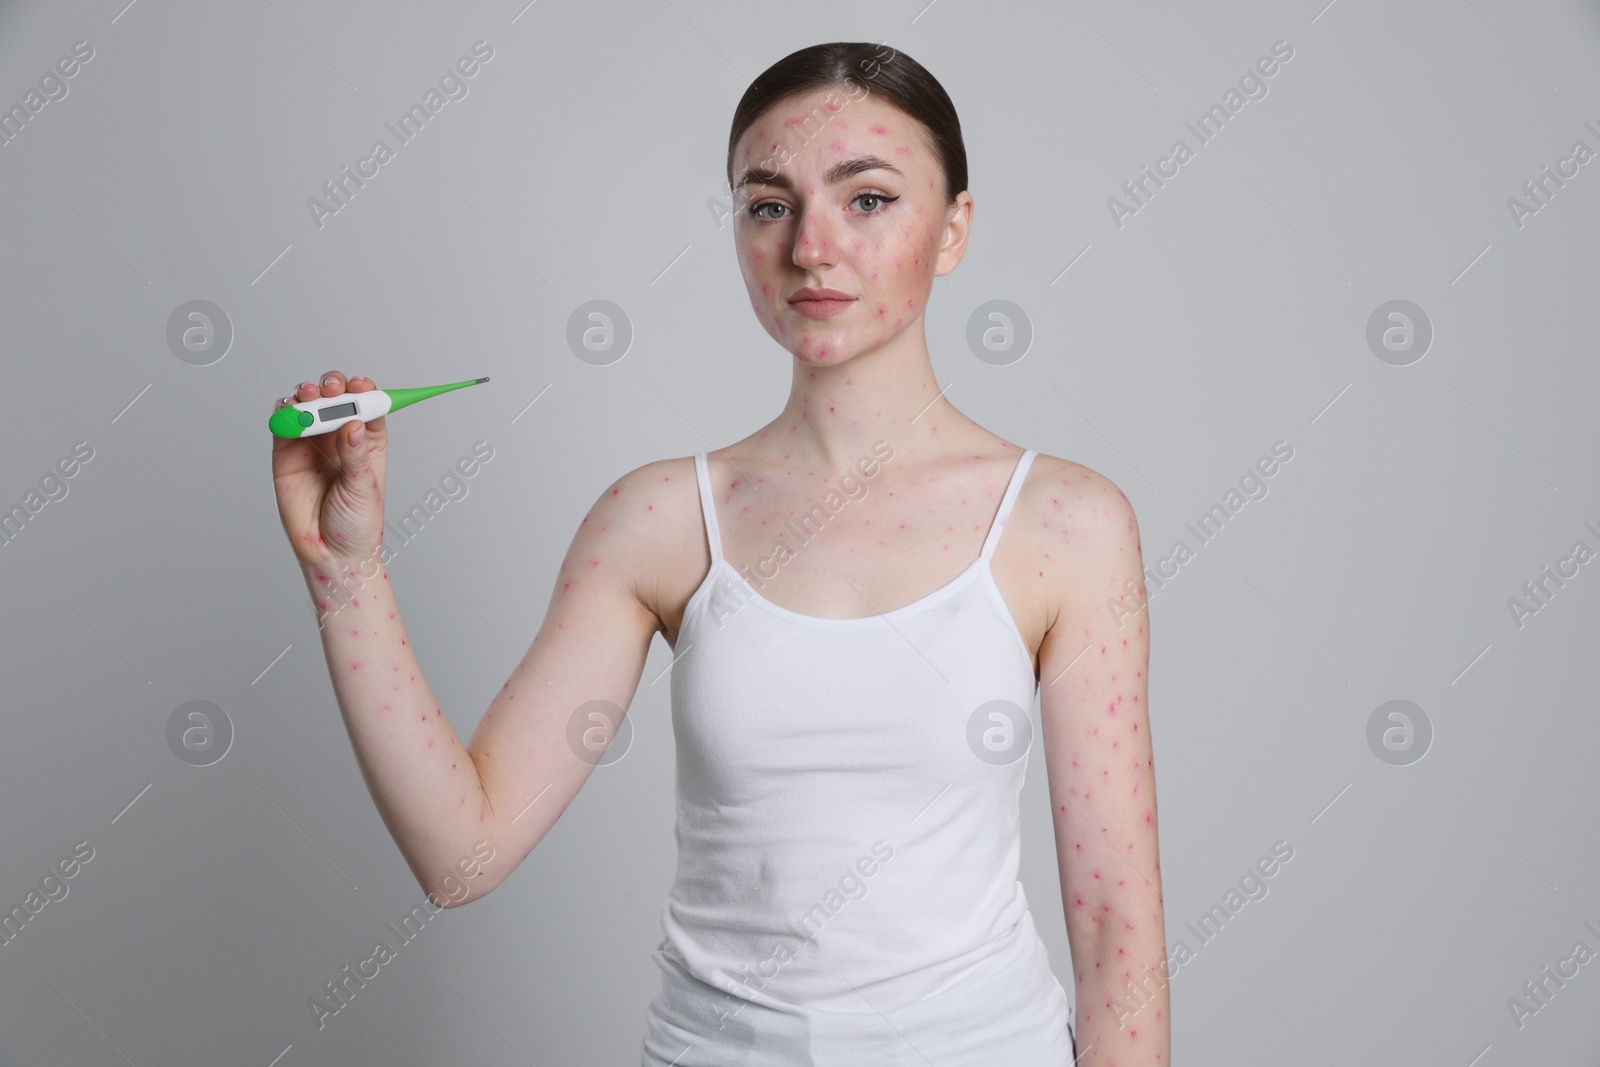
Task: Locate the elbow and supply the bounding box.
[427,882,492,910]
[418,830,503,909]
[417,864,501,910]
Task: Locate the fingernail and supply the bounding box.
[322,376,337,387]
[299,381,316,391]
[350,424,364,445]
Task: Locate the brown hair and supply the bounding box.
[725,42,968,206]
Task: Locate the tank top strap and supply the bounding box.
[979,448,1038,561]
[693,452,724,563]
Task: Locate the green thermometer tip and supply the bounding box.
[383,376,491,414]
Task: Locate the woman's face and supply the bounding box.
[729,87,971,366]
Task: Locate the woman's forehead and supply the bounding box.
[734,91,929,179]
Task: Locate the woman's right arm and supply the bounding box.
[271,370,662,910]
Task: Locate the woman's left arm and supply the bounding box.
[1037,469,1170,1065]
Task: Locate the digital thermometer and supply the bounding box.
[269,377,489,438]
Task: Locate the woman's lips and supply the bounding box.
[788,297,855,319]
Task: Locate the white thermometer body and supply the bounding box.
[287,391,391,437]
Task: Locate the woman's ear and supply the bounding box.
[935,190,974,277]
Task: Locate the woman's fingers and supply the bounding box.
[271,373,377,424]
[281,374,372,407]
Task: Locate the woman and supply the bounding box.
[271,41,1167,1067]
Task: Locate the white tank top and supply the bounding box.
[641,448,1075,1066]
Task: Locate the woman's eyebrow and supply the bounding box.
[735,155,904,192]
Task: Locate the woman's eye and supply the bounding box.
[854,192,898,214]
[748,201,787,221]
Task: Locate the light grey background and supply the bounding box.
[1,0,1597,1063]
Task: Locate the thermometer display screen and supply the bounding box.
[318,402,358,421]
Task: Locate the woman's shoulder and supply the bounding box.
[582,453,706,543]
[548,453,711,638]
[1019,449,1139,521]
[1009,449,1144,570]
[563,453,706,577]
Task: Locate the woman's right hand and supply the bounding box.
[271,371,389,566]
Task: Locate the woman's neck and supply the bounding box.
[755,320,984,471]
